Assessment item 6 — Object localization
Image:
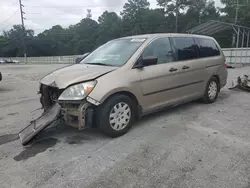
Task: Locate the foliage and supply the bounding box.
[0,0,250,57]
[121,0,150,19]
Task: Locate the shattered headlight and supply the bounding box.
[58,81,97,101]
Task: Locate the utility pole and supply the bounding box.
[232,0,240,48]
[235,0,239,24]
[175,0,179,33]
[86,9,92,19]
[19,0,27,62]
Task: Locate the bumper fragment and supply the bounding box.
[19,103,61,146]
[229,75,250,92]
[61,102,94,130]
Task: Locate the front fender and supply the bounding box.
[88,87,140,105]
[88,68,143,107]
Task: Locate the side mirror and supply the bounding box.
[134,56,158,68]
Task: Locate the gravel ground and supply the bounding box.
[0,64,250,188]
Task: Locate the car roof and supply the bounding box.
[118,33,214,40]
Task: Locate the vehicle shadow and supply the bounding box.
[33,121,109,145]
[31,91,231,146]
[0,87,12,93]
[135,100,200,127]
[135,90,231,128]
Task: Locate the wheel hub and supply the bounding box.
[208,81,217,100]
[109,102,131,131]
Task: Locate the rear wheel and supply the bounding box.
[96,95,136,137]
[203,77,219,104]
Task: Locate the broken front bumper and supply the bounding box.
[60,102,94,130]
[19,103,61,145]
[19,101,95,145]
[39,84,96,130]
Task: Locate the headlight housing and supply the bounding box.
[58,81,97,101]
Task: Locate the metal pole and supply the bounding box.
[247,31,250,64]
[236,28,240,64]
[241,30,245,64]
[236,28,240,48]
[175,9,178,32]
[242,30,245,48]
[230,34,235,64]
[19,0,27,62]
[247,31,250,47]
[235,0,239,24]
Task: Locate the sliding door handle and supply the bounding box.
[182,65,190,70]
[169,68,178,72]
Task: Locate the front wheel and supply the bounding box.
[203,77,219,104]
[96,95,136,137]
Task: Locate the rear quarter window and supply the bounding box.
[194,38,220,58]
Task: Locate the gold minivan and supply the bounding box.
[39,33,228,138]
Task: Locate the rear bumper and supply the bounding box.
[221,77,227,88]
[219,67,228,89]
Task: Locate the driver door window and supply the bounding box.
[142,37,174,65]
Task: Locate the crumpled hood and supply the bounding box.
[40,64,117,89]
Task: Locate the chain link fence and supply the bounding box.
[223,48,250,65]
[1,48,250,65]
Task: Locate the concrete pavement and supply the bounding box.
[0,64,250,188]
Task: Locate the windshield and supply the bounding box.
[81,38,146,66]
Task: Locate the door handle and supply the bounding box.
[166,51,173,56]
[169,68,178,72]
[182,65,190,70]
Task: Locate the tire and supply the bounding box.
[203,77,219,104]
[96,94,136,138]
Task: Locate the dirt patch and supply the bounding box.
[14,138,58,161]
[7,112,19,116]
[181,166,196,173]
[0,87,12,93]
[65,134,91,145]
[218,91,231,100]
[0,133,19,145]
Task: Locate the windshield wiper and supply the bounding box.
[85,63,114,66]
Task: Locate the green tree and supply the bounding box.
[121,0,151,36]
[1,25,34,57]
[221,0,250,26]
[1,0,245,57]
[72,18,99,54]
[96,11,122,45]
[181,0,219,31]
[36,25,74,56]
[157,0,191,32]
[121,0,150,19]
[0,36,8,57]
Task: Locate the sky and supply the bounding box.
[0,0,223,34]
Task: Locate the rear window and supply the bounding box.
[194,38,220,58]
[171,37,198,61]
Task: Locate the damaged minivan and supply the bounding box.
[22,33,228,144]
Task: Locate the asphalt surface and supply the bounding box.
[0,64,250,188]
